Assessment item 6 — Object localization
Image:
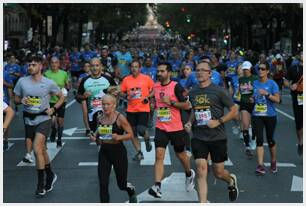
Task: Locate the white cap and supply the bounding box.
[241,61,252,70]
[275,53,282,59]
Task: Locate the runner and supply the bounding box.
[148,61,195,198]
[89,95,137,203]
[238,61,258,156]
[44,57,70,147]
[3,101,15,151]
[185,61,239,203]
[120,60,154,161]
[77,58,116,135]
[285,51,303,156]
[14,55,64,196]
[251,62,280,174]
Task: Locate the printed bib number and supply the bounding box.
[157,107,171,122]
[228,67,235,74]
[234,91,241,101]
[255,104,267,113]
[130,89,142,99]
[98,125,113,140]
[171,70,179,78]
[297,94,303,106]
[28,96,42,111]
[91,98,102,109]
[195,110,211,126]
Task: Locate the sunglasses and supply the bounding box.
[258,67,267,71]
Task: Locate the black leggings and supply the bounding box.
[252,116,277,147]
[98,143,128,203]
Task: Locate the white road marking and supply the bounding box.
[263,162,296,167]
[78,162,98,166]
[135,172,198,203]
[65,99,76,108]
[10,136,89,141]
[63,127,78,136]
[140,142,171,165]
[276,108,295,121]
[17,142,65,166]
[291,175,303,192]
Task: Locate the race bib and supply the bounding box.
[171,70,179,78]
[91,97,102,110]
[255,103,268,114]
[157,107,171,122]
[234,91,241,102]
[28,96,42,111]
[130,88,142,99]
[228,67,236,74]
[98,125,113,140]
[297,94,303,106]
[195,109,212,126]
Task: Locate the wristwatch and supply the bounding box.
[265,93,271,99]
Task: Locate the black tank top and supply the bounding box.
[98,112,124,135]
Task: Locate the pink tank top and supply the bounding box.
[154,81,183,132]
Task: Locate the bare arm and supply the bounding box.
[113,114,134,141]
[3,106,15,131]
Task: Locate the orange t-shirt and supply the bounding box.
[121,73,154,112]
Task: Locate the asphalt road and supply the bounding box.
[3,90,303,203]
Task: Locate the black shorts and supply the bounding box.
[191,138,228,163]
[291,93,303,130]
[71,70,82,79]
[239,102,254,114]
[25,119,52,140]
[154,128,186,153]
[126,112,149,128]
[50,102,66,118]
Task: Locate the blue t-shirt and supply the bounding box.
[141,66,157,82]
[81,51,97,62]
[179,78,188,88]
[168,59,182,81]
[3,70,13,104]
[22,64,29,76]
[226,60,240,78]
[211,70,223,87]
[4,63,21,81]
[116,52,132,77]
[252,79,279,117]
[70,52,81,71]
[79,72,90,80]
[230,74,240,102]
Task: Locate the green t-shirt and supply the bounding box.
[238,75,258,103]
[44,69,69,103]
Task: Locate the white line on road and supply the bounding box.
[10,136,88,141]
[263,162,296,167]
[65,99,76,108]
[276,108,295,121]
[141,142,171,165]
[79,162,98,166]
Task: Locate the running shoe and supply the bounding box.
[56,140,62,148]
[250,139,256,150]
[270,160,278,174]
[232,126,239,135]
[22,153,34,163]
[132,151,144,161]
[228,173,239,201]
[145,139,152,152]
[35,184,46,197]
[148,185,162,198]
[185,169,195,192]
[127,182,137,203]
[45,173,57,192]
[255,165,266,175]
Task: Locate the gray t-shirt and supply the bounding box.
[14,76,61,125]
[189,83,234,141]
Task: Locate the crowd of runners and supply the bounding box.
[3,42,303,203]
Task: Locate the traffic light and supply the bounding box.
[165,21,170,28]
[186,15,191,23]
[224,35,229,45]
